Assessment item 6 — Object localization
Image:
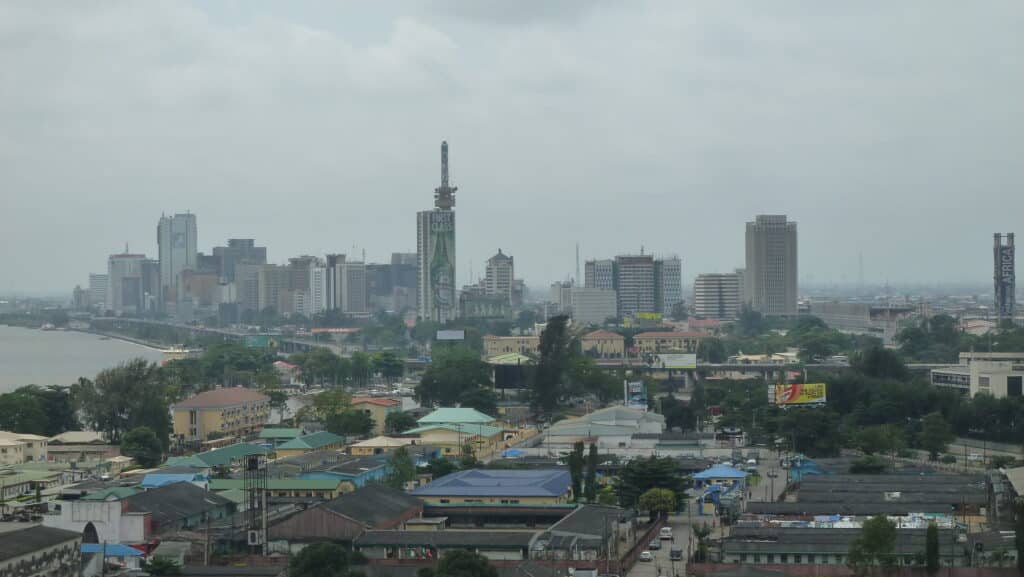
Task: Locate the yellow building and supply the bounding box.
[210,478,349,500]
[633,331,707,355]
[349,436,414,456]
[580,330,625,359]
[483,335,540,358]
[410,469,572,505]
[0,432,48,462]
[402,423,504,459]
[172,387,270,445]
[350,397,402,436]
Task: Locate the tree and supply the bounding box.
[289,542,352,577]
[853,424,905,456]
[459,443,479,469]
[919,411,954,461]
[385,411,418,434]
[74,359,172,446]
[416,346,492,407]
[585,443,599,502]
[926,521,940,574]
[459,387,497,417]
[387,446,416,489]
[639,488,676,518]
[660,395,697,432]
[350,351,372,385]
[852,345,909,380]
[141,556,183,576]
[697,338,727,363]
[373,352,405,380]
[325,410,374,437]
[568,441,585,502]
[122,426,163,468]
[848,515,897,573]
[616,456,689,510]
[310,388,352,421]
[425,550,498,577]
[426,457,457,479]
[597,485,618,506]
[532,315,571,417]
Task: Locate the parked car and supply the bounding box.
[639,551,653,562]
[649,539,661,550]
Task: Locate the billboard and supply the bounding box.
[657,353,697,369]
[436,329,465,341]
[243,334,277,349]
[771,383,827,406]
[625,380,647,410]
[428,211,456,322]
[995,241,1015,318]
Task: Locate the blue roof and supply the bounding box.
[411,469,571,498]
[81,543,143,557]
[141,473,203,488]
[693,464,748,480]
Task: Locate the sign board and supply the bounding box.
[436,329,465,341]
[657,353,697,369]
[771,383,826,406]
[244,335,275,349]
[636,312,663,321]
[625,380,647,411]
[996,244,1015,318]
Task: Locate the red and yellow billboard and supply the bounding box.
[772,383,826,405]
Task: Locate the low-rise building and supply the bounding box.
[533,505,638,562]
[356,530,536,561]
[350,397,402,436]
[411,469,573,506]
[172,387,270,445]
[543,406,665,451]
[210,477,349,500]
[483,335,540,358]
[0,432,48,463]
[633,331,706,355]
[403,423,504,458]
[580,330,625,360]
[164,442,270,471]
[349,436,414,456]
[258,428,304,448]
[275,432,346,459]
[0,525,81,577]
[47,431,119,463]
[931,352,1024,398]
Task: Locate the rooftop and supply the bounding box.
[350,397,401,407]
[582,330,624,339]
[124,482,233,527]
[0,525,80,562]
[321,484,422,527]
[404,423,503,437]
[172,387,269,409]
[258,428,303,440]
[210,478,344,491]
[165,442,269,468]
[350,436,413,449]
[634,331,709,339]
[694,465,749,480]
[411,469,571,498]
[356,529,535,549]
[417,407,495,425]
[277,431,345,451]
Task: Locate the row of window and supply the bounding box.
[737,553,843,564]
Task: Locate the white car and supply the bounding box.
[639,551,653,562]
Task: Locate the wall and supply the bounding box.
[0,537,81,577]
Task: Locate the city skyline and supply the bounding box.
[2,1,1023,294]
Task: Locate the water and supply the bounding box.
[0,325,164,392]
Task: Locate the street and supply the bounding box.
[627,512,691,577]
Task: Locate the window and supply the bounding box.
[739,554,747,562]
[979,375,991,388]
[835,555,843,564]
[767,554,774,563]
[439,499,449,504]
[753,554,761,563]
[807,554,815,564]
[794,554,802,563]
[780,554,788,563]
[1009,376,1023,397]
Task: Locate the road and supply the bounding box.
[627,512,691,577]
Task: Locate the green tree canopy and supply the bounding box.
[459,386,497,417]
[531,315,571,417]
[919,411,954,461]
[74,359,172,446]
[420,550,498,577]
[388,446,416,489]
[289,542,353,577]
[325,410,374,437]
[639,488,676,518]
[848,515,897,572]
[615,456,689,509]
[0,385,77,436]
[926,521,940,574]
[122,426,163,468]
[385,411,418,434]
[416,346,491,406]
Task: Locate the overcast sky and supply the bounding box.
[2,1,1022,296]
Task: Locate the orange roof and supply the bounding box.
[172,387,269,409]
[351,397,401,407]
[634,331,710,339]
[583,330,624,339]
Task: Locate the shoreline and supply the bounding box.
[64,327,171,353]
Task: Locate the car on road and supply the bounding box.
[659,527,674,540]
[670,546,683,561]
[648,539,661,550]
[639,551,653,562]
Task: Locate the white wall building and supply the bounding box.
[694,272,742,320]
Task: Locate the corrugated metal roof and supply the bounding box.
[417,408,495,425]
[411,469,571,498]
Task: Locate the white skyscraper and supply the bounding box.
[584,259,615,290]
[484,249,514,303]
[744,214,798,315]
[655,256,683,315]
[157,213,197,310]
[88,273,108,312]
[694,273,743,320]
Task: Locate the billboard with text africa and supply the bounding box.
[772,383,826,406]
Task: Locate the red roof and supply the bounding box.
[351,397,401,407]
[634,331,710,339]
[583,330,624,339]
[172,387,269,409]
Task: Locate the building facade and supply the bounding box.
[995,233,1016,321]
[570,287,617,325]
[0,526,80,577]
[483,335,541,358]
[584,259,614,291]
[339,261,368,314]
[744,214,798,315]
[693,272,742,320]
[614,255,656,317]
[88,273,108,312]
[580,330,625,360]
[654,256,683,315]
[212,238,267,282]
[157,212,198,310]
[484,249,514,303]
[106,253,146,314]
[931,352,1024,398]
[633,331,706,355]
[171,387,270,445]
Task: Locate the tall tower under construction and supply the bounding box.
[995,233,1016,321]
[416,142,458,323]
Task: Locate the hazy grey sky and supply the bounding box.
[2,1,1022,295]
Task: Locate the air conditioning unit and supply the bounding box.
[247,530,263,546]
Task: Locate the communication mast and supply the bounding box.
[244,454,268,556]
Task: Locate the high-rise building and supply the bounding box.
[694,272,742,320]
[107,253,146,314]
[570,287,618,326]
[72,285,89,310]
[417,141,458,323]
[614,255,656,318]
[484,249,514,303]
[157,213,198,309]
[88,274,108,312]
[995,233,1016,321]
[744,214,798,315]
[212,239,266,282]
[548,281,574,315]
[257,264,288,313]
[654,256,682,315]
[585,259,615,290]
[339,261,368,314]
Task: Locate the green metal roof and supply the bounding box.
[277,431,345,450]
[258,428,303,440]
[417,408,495,425]
[486,353,535,366]
[404,423,503,437]
[210,478,344,491]
[0,470,63,486]
[217,488,248,504]
[82,487,140,501]
[164,455,209,468]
